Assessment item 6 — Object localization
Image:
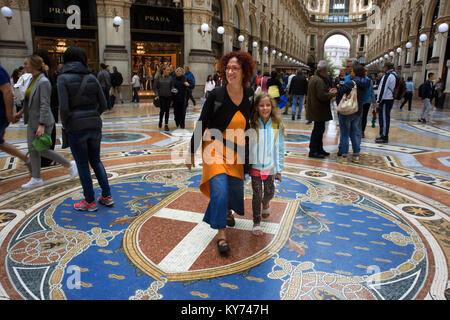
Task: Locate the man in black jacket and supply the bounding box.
[288,70,308,120]
[111,66,124,104]
[418,73,435,124]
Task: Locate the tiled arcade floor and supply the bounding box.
[0,98,448,300]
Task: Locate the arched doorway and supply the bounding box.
[323,34,351,76]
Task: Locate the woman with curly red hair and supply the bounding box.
[186,51,256,254]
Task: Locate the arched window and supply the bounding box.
[329,0,350,22]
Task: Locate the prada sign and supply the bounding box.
[131,5,183,33]
[29,0,97,26]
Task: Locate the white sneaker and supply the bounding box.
[69,161,78,179]
[22,178,44,189]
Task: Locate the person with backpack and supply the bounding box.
[418,73,435,124]
[374,62,397,144]
[186,51,256,254]
[57,46,113,211]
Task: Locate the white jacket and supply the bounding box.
[377,70,397,102]
[131,75,140,88]
[13,73,33,101]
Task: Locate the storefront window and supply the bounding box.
[130,2,184,97]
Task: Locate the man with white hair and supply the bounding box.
[306,60,337,159]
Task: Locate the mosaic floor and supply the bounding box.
[0,99,449,300]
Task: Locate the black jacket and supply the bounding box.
[190,86,254,154]
[173,75,187,103]
[110,71,123,88]
[289,74,308,95]
[57,61,107,133]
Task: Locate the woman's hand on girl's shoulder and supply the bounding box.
[274,173,282,182]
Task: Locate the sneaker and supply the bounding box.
[22,177,44,189]
[74,200,98,212]
[352,155,360,164]
[98,195,115,207]
[164,125,170,132]
[69,161,78,179]
[339,156,348,164]
[297,115,301,120]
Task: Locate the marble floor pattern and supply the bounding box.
[0,99,449,300]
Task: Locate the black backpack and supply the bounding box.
[418,83,425,99]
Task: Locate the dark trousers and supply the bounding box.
[186,87,195,105]
[378,99,394,140]
[68,129,111,203]
[132,87,140,103]
[174,99,187,129]
[251,175,275,225]
[400,92,413,111]
[309,121,326,154]
[102,87,110,105]
[158,96,171,125]
[361,103,371,135]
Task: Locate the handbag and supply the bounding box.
[337,81,358,115]
[27,133,52,156]
[153,97,161,108]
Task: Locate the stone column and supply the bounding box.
[444,60,450,109]
[222,21,235,54]
[184,2,215,99]
[0,0,32,74]
[97,0,132,100]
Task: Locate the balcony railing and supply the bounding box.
[310,15,368,23]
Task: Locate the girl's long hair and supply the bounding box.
[250,92,285,135]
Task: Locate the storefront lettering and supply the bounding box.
[48,5,81,29]
[145,15,171,23]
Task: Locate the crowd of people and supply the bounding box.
[0,45,440,255]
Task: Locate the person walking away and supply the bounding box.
[131,72,140,103]
[57,46,113,211]
[184,66,196,106]
[288,70,308,121]
[186,51,256,254]
[97,64,111,109]
[249,92,285,236]
[374,62,397,144]
[154,66,174,131]
[0,64,31,172]
[400,77,414,111]
[336,64,370,164]
[306,60,337,159]
[111,66,124,104]
[16,55,78,189]
[418,73,435,124]
[173,67,189,129]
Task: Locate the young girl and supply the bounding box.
[249,92,285,236]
